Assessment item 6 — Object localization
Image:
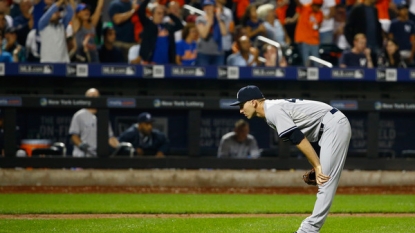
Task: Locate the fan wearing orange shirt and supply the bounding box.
[376,0,391,32]
[294,0,323,66]
[233,0,250,22]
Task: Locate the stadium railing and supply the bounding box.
[0,63,414,82]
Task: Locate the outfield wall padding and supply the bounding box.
[1,169,414,187]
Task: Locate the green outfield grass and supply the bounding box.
[1,194,414,232]
[0,217,413,233]
[0,194,414,214]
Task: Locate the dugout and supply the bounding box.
[1,64,415,170]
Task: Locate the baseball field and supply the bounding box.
[0,186,414,233]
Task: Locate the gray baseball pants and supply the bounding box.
[297,109,352,233]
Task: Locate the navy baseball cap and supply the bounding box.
[230,85,265,106]
[138,112,154,123]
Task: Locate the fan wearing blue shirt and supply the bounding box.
[389,4,415,63]
[176,23,198,65]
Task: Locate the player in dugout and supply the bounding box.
[69,88,120,157]
[217,119,260,158]
[118,112,169,157]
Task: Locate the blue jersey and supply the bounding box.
[152,25,170,64]
[176,40,197,65]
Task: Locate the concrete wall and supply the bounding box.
[1,169,414,187]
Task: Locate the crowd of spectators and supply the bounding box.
[0,0,414,67]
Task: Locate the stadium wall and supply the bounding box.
[1,169,414,187]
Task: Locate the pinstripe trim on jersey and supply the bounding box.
[279,126,298,138]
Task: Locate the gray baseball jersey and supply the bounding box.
[264,99,332,142]
[217,132,260,158]
[263,99,351,233]
[69,109,114,157]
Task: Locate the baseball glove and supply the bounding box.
[303,168,317,186]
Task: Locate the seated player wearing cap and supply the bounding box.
[118,112,169,157]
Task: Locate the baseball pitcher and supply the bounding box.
[231,85,351,233]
